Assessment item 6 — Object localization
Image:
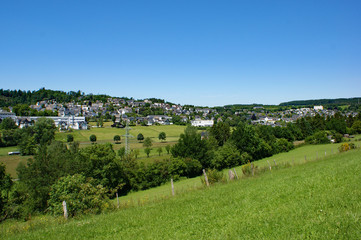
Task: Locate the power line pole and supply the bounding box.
[123,120,133,155]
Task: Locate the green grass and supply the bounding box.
[1,146,360,239]
[0,146,30,178]
[55,124,187,144]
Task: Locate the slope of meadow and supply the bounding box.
[2,146,360,239]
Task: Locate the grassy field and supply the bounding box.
[0,125,186,177]
[1,145,360,239]
[55,124,187,144]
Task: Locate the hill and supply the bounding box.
[279,97,361,107]
[2,146,360,239]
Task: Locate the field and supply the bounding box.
[0,125,187,177]
[1,144,360,239]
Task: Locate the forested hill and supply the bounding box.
[0,88,112,107]
[280,97,361,107]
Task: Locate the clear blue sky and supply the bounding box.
[1,0,360,107]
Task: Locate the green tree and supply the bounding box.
[157,147,163,156]
[67,134,74,143]
[211,142,241,170]
[144,147,152,157]
[209,122,231,146]
[0,163,13,221]
[89,134,97,144]
[118,147,126,160]
[33,118,56,145]
[133,149,140,159]
[158,132,166,142]
[352,120,361,133]
[171,126,214,168]
[137,133,144,142]
[48,174,110,217]
[165,145,171,154]
[113,135,121,144]
[143,137,153,148]
[0,118,18,130]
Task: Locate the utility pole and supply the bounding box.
[122,120,133,155]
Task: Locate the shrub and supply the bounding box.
[241,162,252,176]
[201,169,225,186]
[67,134,74,143]
[184,158,202,178]
[48,174,111,217]
[305,131,330,145]
[113,135,121,144]
[338,143,356,153]
[89,134,97,143]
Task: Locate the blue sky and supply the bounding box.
[0,0,360,107]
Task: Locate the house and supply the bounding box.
[314,106,324,111]
[191,120,214,127]
[147,115,172,125]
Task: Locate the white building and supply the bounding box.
[191,120,214,127]
[16,116,87,130]
[314,105,324,111]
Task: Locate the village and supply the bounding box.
[0,96,358,130]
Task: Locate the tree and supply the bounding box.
[0,118,18,130]
[171,126,214,168]
[67,134,74,143]
[143,137,153,148]
[157,147,163,156]
[209,122,231,146]
[113,135,121,144]
[165,145,171,154]
[158,132,166,142]
[47,174,110,217]
[0,163,13,221]
[137,133,144,142]
[33,118,56,145]
[118,147,126,160]
[352,120,361,133]
[133,149,140,159]
[211,143,241,170]
[144,147,152,157]
[89,134,97,144]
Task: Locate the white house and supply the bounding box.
[314,105,324,111]
[191,120,214,127]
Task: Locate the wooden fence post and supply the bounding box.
[325,151,327,157]
[267,160,272,171]
[62,200,68,219]
[233,168,239,179]
[116,192,119,208]
[228,170,235,180]
[304,155,307,162]
[251,163,254,176]
[203,169,210,187]
[273,159,277,166]
[171,178,175,196]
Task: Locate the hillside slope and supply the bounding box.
[2,148,360,239]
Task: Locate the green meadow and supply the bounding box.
[1,144,360,239]
[0,125,187,177]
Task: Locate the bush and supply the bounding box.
[211,143,241,170]
[241,162,252,176]
[201,169,225,185]
[338,143,356,153]
[48,174,111,217]
[305,131,330,145]
[89,134,97,143]
[67,134,74,143]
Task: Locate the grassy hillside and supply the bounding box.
[2,146,360,239]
